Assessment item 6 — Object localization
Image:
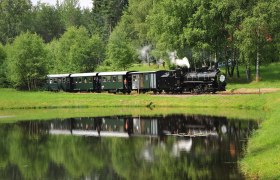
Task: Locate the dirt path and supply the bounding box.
[222,88,280,94]
[152,88,280,97]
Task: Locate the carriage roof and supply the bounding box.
[98,71,129,76]
[70,73,98,77]
[47,74,70,78]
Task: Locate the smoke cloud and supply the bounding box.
[169,51,190,68]
[138,45,152,62]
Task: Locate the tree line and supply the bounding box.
[0,0,279,90]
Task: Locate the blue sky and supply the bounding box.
[30,0,93,9]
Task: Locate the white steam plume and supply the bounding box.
[169,51,190,68]
[138,45,152,62]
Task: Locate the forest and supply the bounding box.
[0,0,279,90]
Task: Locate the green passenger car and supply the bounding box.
[70,73,99,92]
[98,71,131,93]
[130,71,168,93]
[46,74,71,91]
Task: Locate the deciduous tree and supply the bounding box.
[106,28,136,70]
[0,43,8,87]
[32,4,65,42]
[54,26,105,73]
[6,32,47,90]
[0,0,32,44]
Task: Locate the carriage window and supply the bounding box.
[106,76,111,82]
[62,78,66,83]
[112,76,117,82]
[88,77,93,82]
[53,78,57,84]
[102,76,107,82]
[84,77,88,83]
[49,79,53,84]
[118,76,122,82]
[79,78,82,83]
[132,75,137,81]
[145,74,149,81]
[66,78,69,83]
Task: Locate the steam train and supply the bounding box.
[46,66,226,94]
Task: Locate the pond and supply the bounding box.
[0,114,258,179]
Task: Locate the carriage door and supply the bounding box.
[150,73,156,89]
[139,74,144,89]
[132,74,139,90]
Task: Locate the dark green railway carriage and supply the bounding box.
[130,70,168,93]
[98,71,132,93]
[46,74,71,91]
[70,73,99,92]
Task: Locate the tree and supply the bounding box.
[58,0,83,28]
[6,32,47,90]
[45,39,60,74]
[0,43,8,87]
[32,3,65,43]
[53,26,105,73]
[0,0,32,44]
[92,0,128,40]
[105,28,136,70]
[235,1,280,81]
[147,0,192,59]
[118,0,153,44]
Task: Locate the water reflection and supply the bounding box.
[0,115,257,179]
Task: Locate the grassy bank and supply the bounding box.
[240,93,280,179]
[0,106,266,122]
[0,88,271,110]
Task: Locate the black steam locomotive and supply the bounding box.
[46,67,226,94]
[159,67,226,93]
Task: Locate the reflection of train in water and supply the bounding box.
[46,115,256,139]
[43,115,257,162]
[46,67,226,94]
[17,114,257,166]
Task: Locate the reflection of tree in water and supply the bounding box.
[0,123,112,179]
[0,115,257,179]
[47,136,107,178]
[0,125,49,179]
[110,136,210,179]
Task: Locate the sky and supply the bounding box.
[30,0,93,9]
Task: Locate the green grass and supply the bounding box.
[226,62,280,89]
[0,106,266,122]
[0,88,272,110]
[240,93,280,179]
